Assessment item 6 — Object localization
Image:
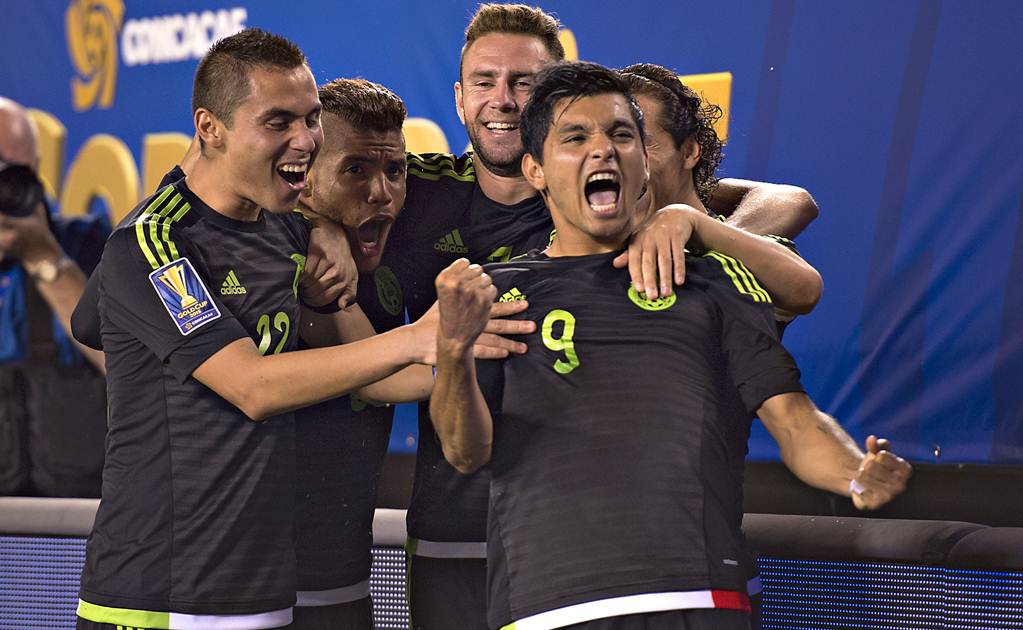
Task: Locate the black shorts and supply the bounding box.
[560,609,750,630]
[286,598,373,630]
[407,555,487,630]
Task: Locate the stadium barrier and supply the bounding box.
[2,498,1021,629]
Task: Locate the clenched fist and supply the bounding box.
[850,435,913,511]
[435,258,497,350]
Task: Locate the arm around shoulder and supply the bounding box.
[711,178,819,239]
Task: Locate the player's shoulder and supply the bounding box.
[270,208,312,243]
[687,249,773,306]
[107,182,199,271]
[484,249,548,290]
[406,151,476,184]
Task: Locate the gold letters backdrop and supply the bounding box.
[48,24,730,225]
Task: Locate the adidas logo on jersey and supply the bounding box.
[500,287,526,302]
[434,229,469,254]
[221,270,247,295]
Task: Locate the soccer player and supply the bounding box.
[618,64,822,320]
[401,5,824,628]
[431,61,911,630]
[74,29,525,630]
[289,77,413,629]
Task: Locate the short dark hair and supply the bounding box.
[460,3,565,78]
[621,63,723,203]
[318,78,407,133]
[192,28,307,126]
[520,61,645,164]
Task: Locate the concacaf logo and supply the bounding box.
[66,0,124,111]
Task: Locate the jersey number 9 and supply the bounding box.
[541,309,579,375]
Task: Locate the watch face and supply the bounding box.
[37,260,59,283]
[28,258,62,283]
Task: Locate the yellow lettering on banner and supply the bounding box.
[559,29,578,61]
[60,134,139,224]
[403,118,450,154]
[142,132,191,194]
[28,109,67,200]
[678,71,732,142]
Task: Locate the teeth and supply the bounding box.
[587,172,618,183]
[279,164,307,173]
[485,122,517,130]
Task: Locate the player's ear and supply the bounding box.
[195,108,224,150]
[681,136,701,171]
[454,81,466,125]
[521,152,546,194]
[643,146,651,184]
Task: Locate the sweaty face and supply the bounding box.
[456,33,553,177]
[529,93,648,254]
[220,65,323,215]
[308,114,406,273]
[634,94,687,214]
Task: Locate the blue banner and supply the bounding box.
[2,0,1020,463]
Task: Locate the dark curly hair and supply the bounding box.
[621,63,723,203]
[520,61,644,164]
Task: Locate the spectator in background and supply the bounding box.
[0,96,107,498]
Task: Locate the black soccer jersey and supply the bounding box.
[293,264,406,602]
[78,180,309,627]
[390,153,554,546]
[476,250,803,629]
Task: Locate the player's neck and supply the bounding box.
[186,162,261,222]
[652,177,707,216]
[674,177,708,214]
[474,160,540,206]
[546,230,627,258]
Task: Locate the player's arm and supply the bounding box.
[300,293,533,405]
[757,392,912,510]
[298,209,359,310]
[193,314,437,421]
[429,259,498,474]
[708,178,819,239]
[618,204,822,312]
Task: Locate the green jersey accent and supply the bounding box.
[374,265,403,316]
[133,185,192,270]
[220,269,247,295]
[703,250,771,303]
[290,253,306,298]
[541,308,580,375]
[500,287,527,302]
[77,599,170,629]
[488,245,513,262]
[434,229,469,254]
[627,285,677,311]
[408,152,476,182]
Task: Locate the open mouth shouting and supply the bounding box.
[584,171,621,215]
[277,162,309,191]
[352,214,395,259]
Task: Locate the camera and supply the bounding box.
[0,160,43,217]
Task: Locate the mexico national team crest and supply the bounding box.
[374,265,403,316]
[627,285,677,311]
[149,257,221,335]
